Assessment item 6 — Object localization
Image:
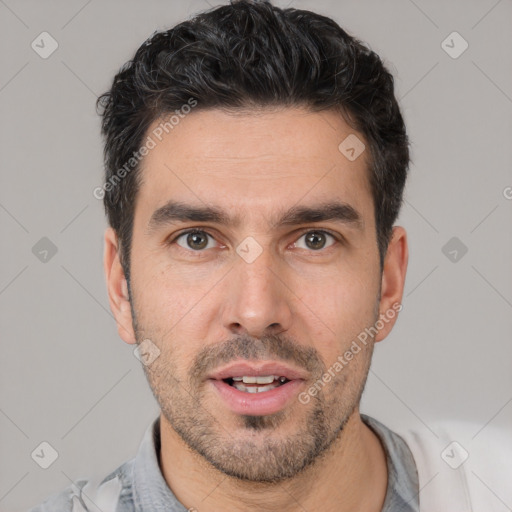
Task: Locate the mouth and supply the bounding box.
[207,361,307,415]
[222,375,291,393]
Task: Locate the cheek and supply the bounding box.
[132,266,211,358]
[312,270,377,322]
[304,275,378,361]
[134,258,196,315]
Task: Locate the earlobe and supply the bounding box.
[103,227,137,344]
[374,226,408,343]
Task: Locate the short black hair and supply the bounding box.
[97,0,409,284]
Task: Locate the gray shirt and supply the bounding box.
[29,413,419,511]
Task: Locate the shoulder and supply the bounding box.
[28,479,90,512]
[394,419,512,511]
[28,461,132,512]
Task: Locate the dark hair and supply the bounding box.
[97,0,409,284]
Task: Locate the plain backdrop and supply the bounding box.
[0,0,511,510]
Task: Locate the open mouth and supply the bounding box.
[207,361,307,414]
[223,375,290,393]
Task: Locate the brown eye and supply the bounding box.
[175,230,214,251]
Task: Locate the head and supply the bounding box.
[100,0,409,483]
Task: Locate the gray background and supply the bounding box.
[1,0,511,510]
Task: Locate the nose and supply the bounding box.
[222,245,293,339]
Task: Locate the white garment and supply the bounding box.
[397,419,512,511]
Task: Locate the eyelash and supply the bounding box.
[167,228,342,256]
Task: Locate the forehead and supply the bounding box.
[135,107,373,229]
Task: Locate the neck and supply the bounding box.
[159,408,388,512]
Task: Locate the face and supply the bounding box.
[105,107,407,483]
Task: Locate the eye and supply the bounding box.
[170,228,339,254]
[174,229,217,251]
[294,230,337,251]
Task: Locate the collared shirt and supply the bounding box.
[29,413,419,511]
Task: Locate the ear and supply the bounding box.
[103,227,137,344]
[374,226,409,343]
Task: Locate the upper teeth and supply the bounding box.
[232,375,284,384]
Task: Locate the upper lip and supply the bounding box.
[207,360,308,381]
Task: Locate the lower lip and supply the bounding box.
[209,379,305,416]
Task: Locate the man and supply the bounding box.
[29,1,509,511]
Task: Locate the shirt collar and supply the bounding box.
[132,416,187,511]
[361,414,420,511]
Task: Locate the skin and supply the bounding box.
[104,107,408,512]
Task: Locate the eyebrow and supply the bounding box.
[146,199,364,235]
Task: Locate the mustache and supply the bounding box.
[189,332,325,384]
